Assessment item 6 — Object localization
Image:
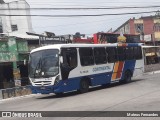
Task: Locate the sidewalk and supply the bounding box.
[0,86,31,100]
[144,63,160,73]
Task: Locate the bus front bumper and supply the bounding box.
[30,85,61,94]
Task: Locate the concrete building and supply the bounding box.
[114,12,160,46]
[0,0,38,90]
[0,0,33,36]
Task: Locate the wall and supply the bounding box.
[129,19,135,34]
[143,18,154,35]
[0,37,29,89]
[0,0,33,34]
[0,37,29,62]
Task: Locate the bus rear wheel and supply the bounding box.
[123,71,132,83]
[78,79,89,93]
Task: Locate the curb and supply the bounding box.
[0,90,2,100]
[0,86,32,100]
[0,94,36,103]
[143,70,160,75]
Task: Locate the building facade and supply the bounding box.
[114,12,160,46]
[0,0,33,35]
[0,0,36,90]
[0,36,29,89]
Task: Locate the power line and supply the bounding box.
[7,16,129,30]
[28,1,160,4]
[0,11,157,17]
[0,6,160,10]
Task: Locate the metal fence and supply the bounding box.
[0,85,31,99]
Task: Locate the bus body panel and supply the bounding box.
[133,59,144,77]
[29,43,144,94]
[31,78,81,94]
[30,60,136,94]
[90,72,112,86]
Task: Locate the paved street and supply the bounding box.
[0,72,160,120]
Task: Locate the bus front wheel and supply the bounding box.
[78,79,89,93]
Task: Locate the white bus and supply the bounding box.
[29,43,144,95]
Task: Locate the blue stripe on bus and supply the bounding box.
[127,44,139,47]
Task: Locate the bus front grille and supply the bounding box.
[34,81,52,86]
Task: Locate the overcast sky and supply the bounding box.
[4,0,160,35]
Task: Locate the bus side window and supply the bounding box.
[117,47,126,61]
[94,47,107,64]
[106,47,117,63]
[134,46,142,60]
[126,47,134,60]
[79,48,94,66]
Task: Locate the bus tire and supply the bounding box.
[102,83,110,88]
[78,79,89,93]
[55,92,63,97]
[123,71,132,83]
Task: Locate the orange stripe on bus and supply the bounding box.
[116,61,124,79]
[112,62,119,80]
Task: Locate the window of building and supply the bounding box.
[0,17,2,33]
[79,48,94,66]
[0,25,2,33]
[135,24,143,33]
[106,47,117,63]
[153,23,160,32]
[11,25,18,31]
[94,47,107,64]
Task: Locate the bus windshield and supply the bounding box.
[29,49,59,78]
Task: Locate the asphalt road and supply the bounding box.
[0,72,160,120]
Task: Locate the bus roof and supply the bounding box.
[30,43,143,53]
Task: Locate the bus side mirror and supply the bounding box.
[60,56,63,63]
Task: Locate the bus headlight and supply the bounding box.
[30,78,35,82]
[54,75,60,85]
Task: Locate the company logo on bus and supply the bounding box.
[93,66,111,72]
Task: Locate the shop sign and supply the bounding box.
[144,34,152,41]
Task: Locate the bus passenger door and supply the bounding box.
[60,48,77,80]
[133,46,144,77]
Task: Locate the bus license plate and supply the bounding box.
[40,86,45,89]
